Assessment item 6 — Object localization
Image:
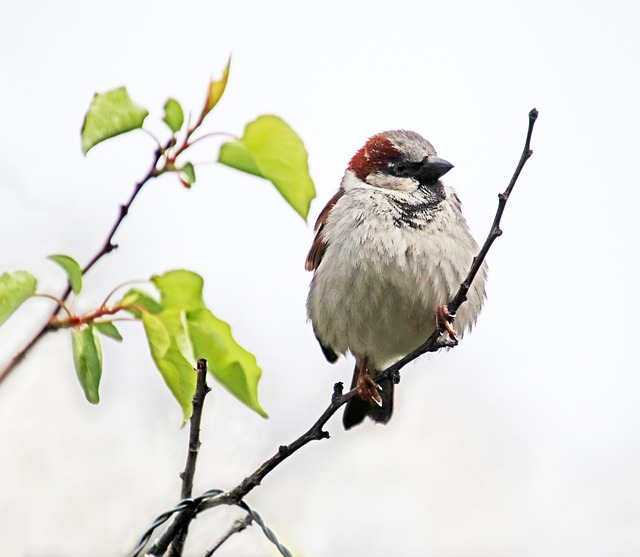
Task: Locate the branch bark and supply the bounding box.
[203,514,253,557]
[377,107,539,385]
[169,359,211,557]
[0,142,168,386]
[144,383,356,556]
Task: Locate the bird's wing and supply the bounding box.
[304,188,344,271]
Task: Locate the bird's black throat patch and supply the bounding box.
[388,183,446,229]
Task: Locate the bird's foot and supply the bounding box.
[436,304,458,342]
[356,372,383,407]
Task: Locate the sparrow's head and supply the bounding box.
[348,130,453,192]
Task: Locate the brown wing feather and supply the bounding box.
[304,189,344,271]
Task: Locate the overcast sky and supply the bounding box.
[1,1,639,556]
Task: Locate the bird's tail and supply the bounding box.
[342,364,394,430]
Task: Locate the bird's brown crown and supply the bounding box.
[348,134,400,182]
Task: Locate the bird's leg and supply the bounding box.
[354,357,383,407]
[436,304,458,342]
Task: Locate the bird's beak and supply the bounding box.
[420,156,454,182]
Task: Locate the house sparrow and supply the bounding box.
[306,130,487,429]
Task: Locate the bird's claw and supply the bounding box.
[356,373,383,407]
[436,304,458,342]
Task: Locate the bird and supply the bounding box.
[305,130,487,429]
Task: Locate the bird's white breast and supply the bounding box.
[307,173,486,370]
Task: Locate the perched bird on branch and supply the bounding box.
[306,130,487,429]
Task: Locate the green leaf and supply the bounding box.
[81,87,149,154]
[218,115,316,220]
[139,270,266,419]
[48,254,83,294]
[142,312,170,353]
[94,321,123,341]
[118,288,163,318]
[72,326,103,404]
[217,140,261,176]
[179,162,196,187]
[120,271,267,419]
[187,308,267,418]
[0,271,37,326]
[142,312,196,422]
[203,57,231,117]
[151,270,205,311]
[163,98,184,133]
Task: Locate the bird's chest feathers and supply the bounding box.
[317,187,465,324]
[324,189,448,272]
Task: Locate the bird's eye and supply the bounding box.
[391,162,410,178]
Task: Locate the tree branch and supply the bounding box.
[143,383,356,555]
[203,514,253,557]
[448,107,538,314]
[0,142,168,386]
[222,383,355,503]
[169,359,211,557]
[133,108,539,556]
[377,107,538,385]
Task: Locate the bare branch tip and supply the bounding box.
[529,107,539,120]
[332,382,344,397]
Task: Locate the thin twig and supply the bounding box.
[145,383,356,555]
[203,514,253,557]
[448,107,538,314]
[180,359,210,499]
[0,142,168,386]
[169,359,211,557]
[32,293,74,319]
[377,107,538,385]
[222,383,354,504]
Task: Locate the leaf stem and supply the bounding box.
[183,131,236,150]
[99,279,146,309]
[32,293,74,320]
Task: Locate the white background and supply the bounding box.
[1,1,639,555]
